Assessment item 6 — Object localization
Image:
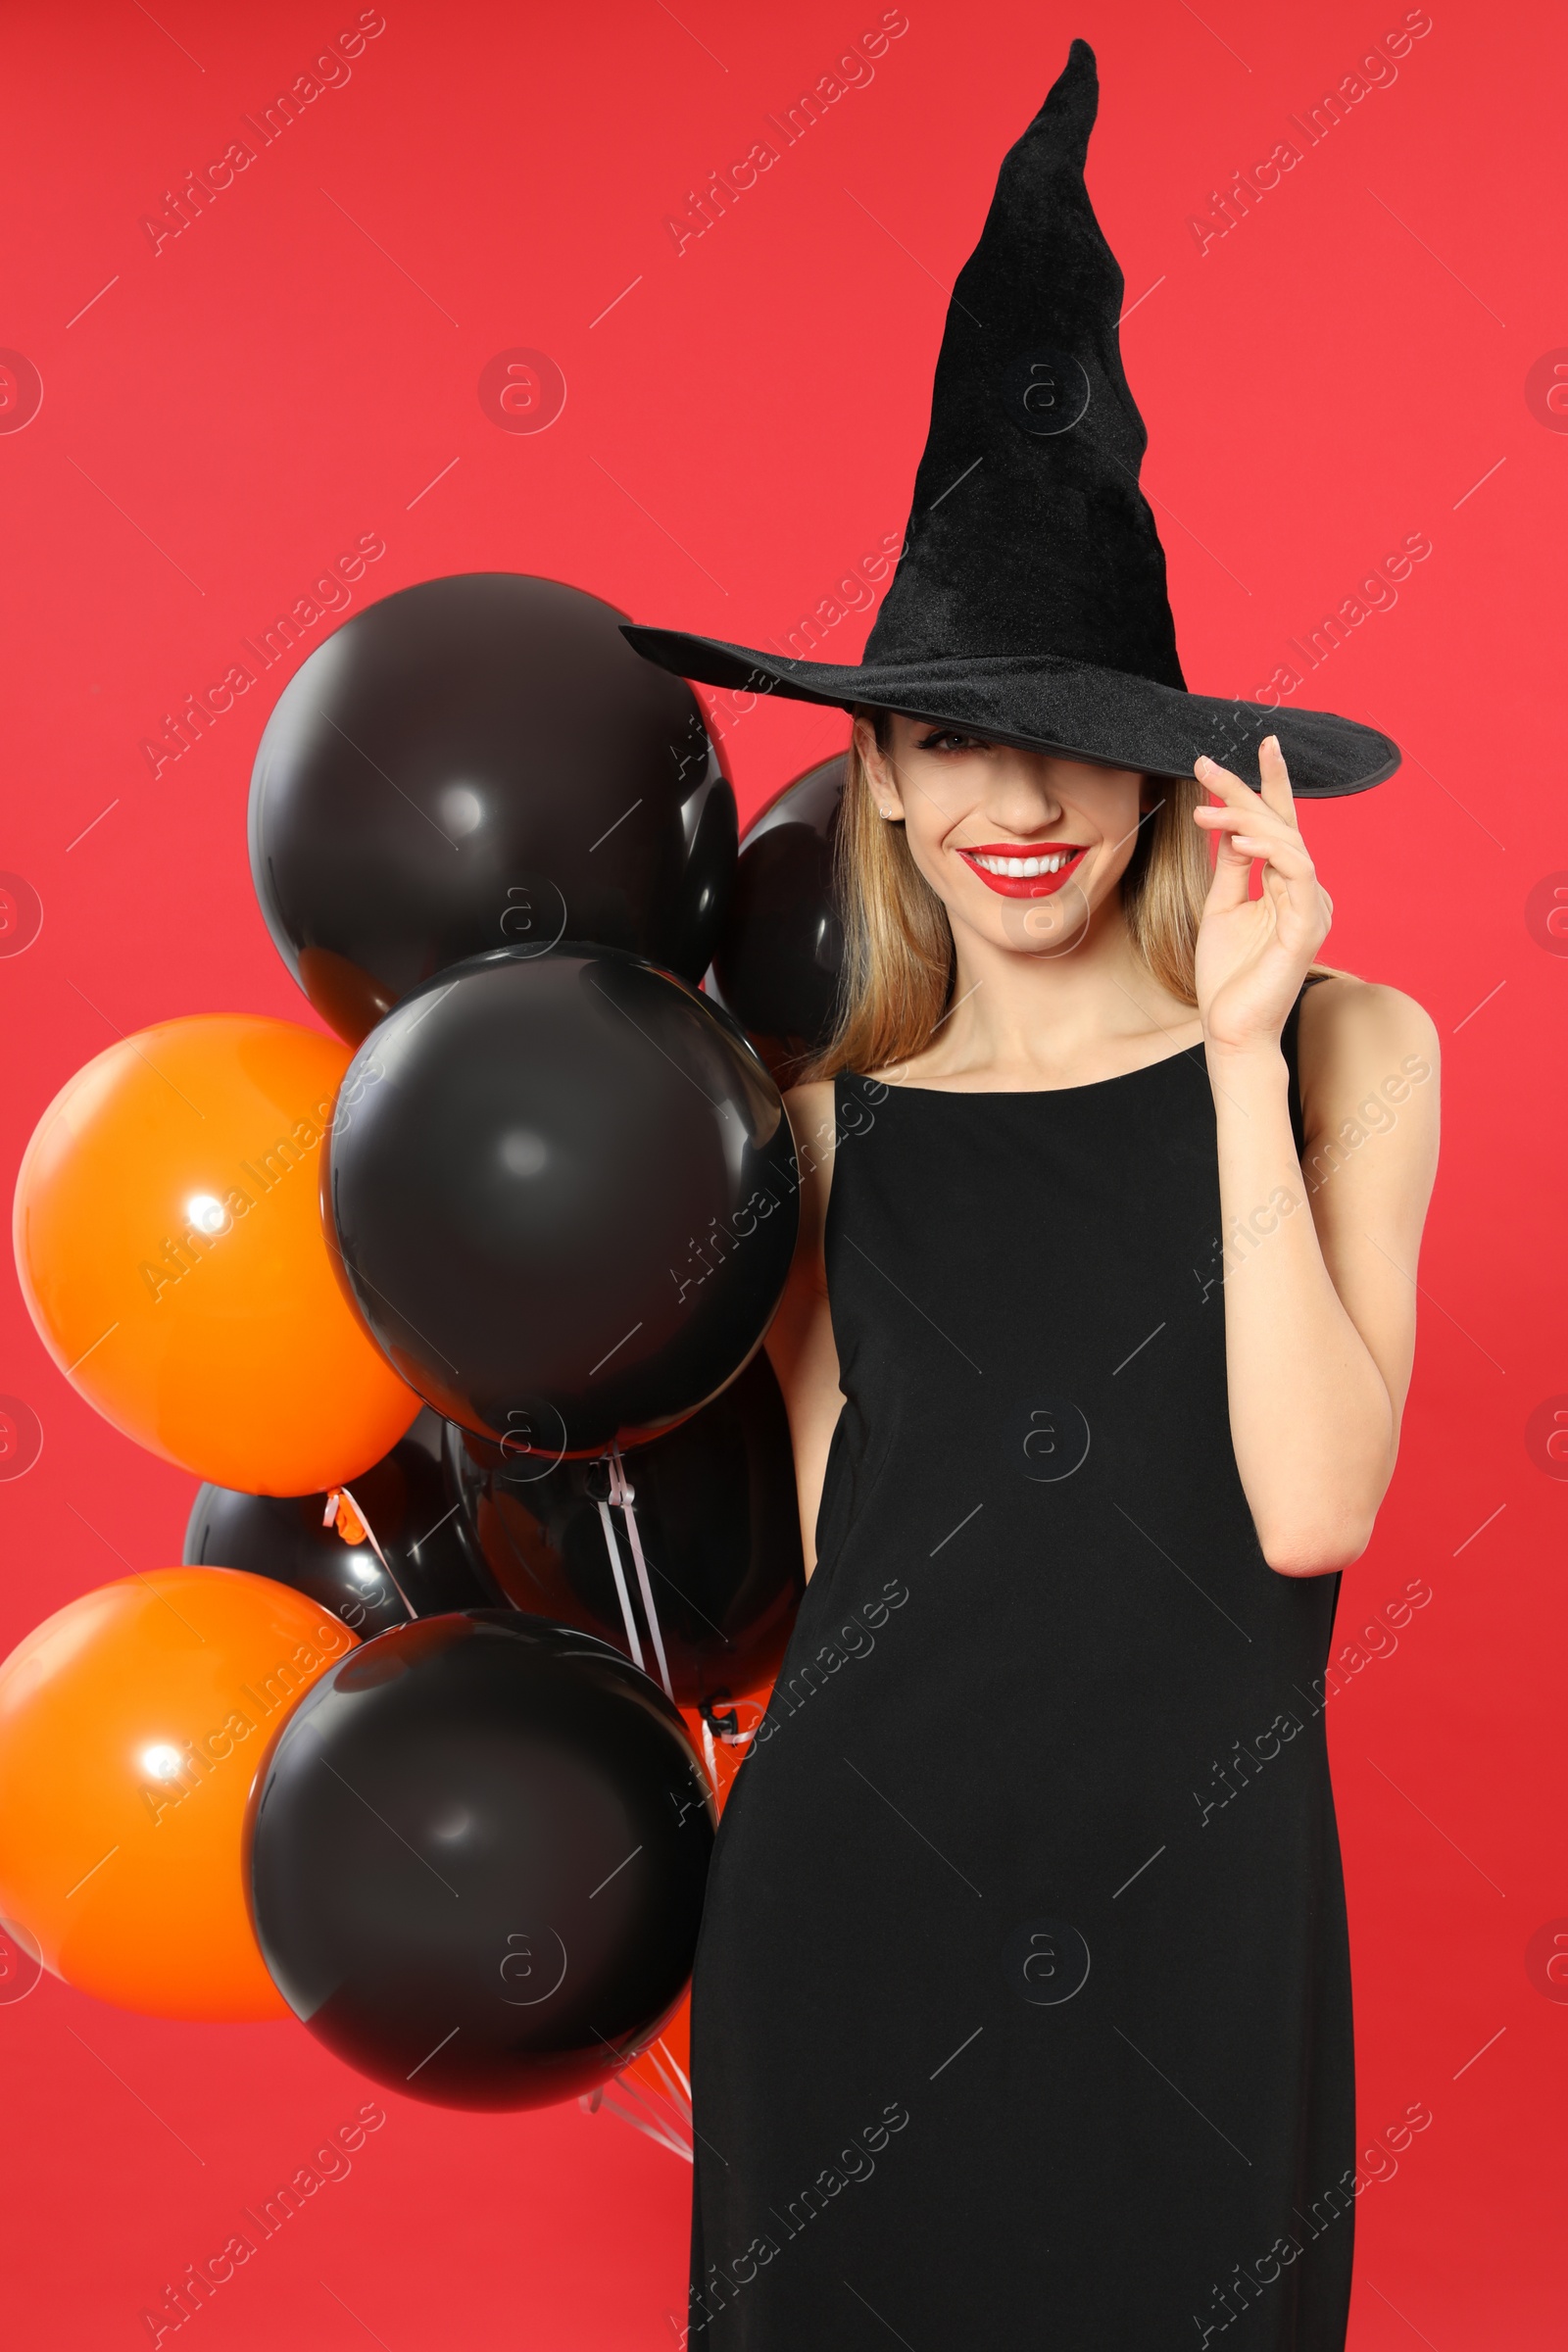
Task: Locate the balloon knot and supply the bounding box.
[325,1489,368,1546]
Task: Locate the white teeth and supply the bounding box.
[970,851,1070,876]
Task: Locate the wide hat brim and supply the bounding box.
[621,627,1399,799]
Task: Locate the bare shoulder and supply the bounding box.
[784,1076,837,1127]
[1296,972,1440,1193]
[1298,973,1440,1115]
[781,1079,840,1286]
[783,1078,838,1175]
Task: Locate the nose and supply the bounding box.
[981,750,1067,829]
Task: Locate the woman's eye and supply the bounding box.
[919,729,988,753]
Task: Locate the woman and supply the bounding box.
[626,40,1438,2348]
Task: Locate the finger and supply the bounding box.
[1193,798,1298,849]
[1197,746,1298,832]
[1201,807,1256,912]
[1195,774,1276,911]
[1255,734,1298,828]
[1194,753,1256,805]
[1229,833,1323,928]
[1228,832,1317,884]
[1195,756,1285,847]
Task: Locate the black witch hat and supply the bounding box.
[623,39,1397,797]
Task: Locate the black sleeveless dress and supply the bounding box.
[685,986,1353,2349]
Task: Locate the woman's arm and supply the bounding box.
[763,1080,846,1581]
[1192,741,1441,1576]
[1208,977,1440,1574]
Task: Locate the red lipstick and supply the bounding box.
[956,843,1088,899]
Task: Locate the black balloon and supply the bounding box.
[248,1611,715,2109]
[324,945,800,1456]
[710,754,846,1083]
[184,1408,500,1636]
[248,574,737,1044]
[448,1350,804,1709]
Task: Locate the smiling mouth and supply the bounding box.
[957,843,1088,898]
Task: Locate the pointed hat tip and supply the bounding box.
[1037,36,1100,156]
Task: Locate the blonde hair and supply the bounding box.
[805,709,1218,1081]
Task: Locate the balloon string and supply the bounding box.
[595,1493,645,1671]
[610,1445,673,1702]
[598,2086,693,2163]
[609,2075,692,2143]
[334,1485,417,1619]
[600,2060,694,2156]
[644,2034,693,2120]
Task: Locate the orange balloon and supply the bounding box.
[13,1014,418,1494]
[0,1568,358,2020]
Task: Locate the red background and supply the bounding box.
[2,0,1564,2342]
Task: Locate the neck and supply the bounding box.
[917,891,1199,1083]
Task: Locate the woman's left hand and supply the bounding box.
[1191,735,1332,1057]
